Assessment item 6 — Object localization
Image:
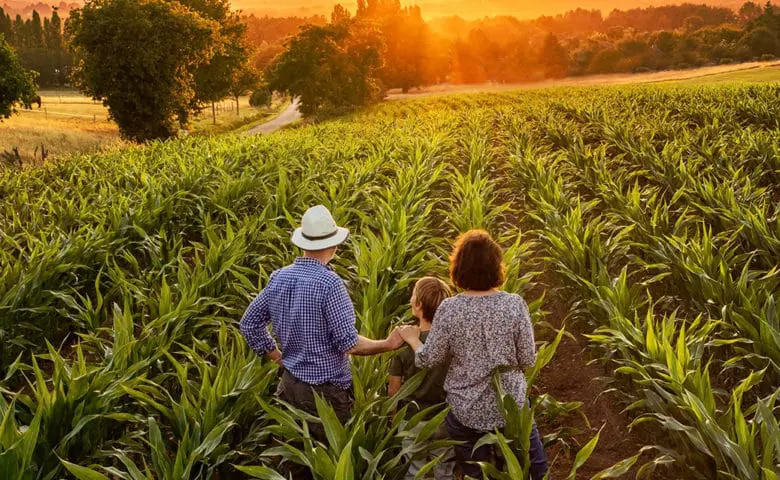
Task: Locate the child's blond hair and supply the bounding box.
[414,277,452,322]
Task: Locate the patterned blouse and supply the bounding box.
[415,291,537,431]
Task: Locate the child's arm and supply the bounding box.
[388,351,406,396]
[388,376,403,397]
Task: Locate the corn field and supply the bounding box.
[0,83,778,479]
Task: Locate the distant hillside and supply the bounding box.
[1,0,80,17]
[235,0,745,20]
[1,0,745,19]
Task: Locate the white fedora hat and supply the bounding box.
[291,205,350,251]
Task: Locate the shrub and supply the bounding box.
[249,87,272,107]
[1,35,38,118]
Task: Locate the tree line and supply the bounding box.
[0,7,70,86]
[265,0,780,114]
[3,0,780,139]
[442,2,780,82]
[2,0,268,142]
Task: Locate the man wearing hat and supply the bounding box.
[240,205,407,436]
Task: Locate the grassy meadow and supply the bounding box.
[0,81,779,479]
[669,62,780,84]
[0,90,289,165]
[0,90,119,165]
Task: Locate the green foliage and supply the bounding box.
[1,83,779,479]
[185,0,251,109]
[266,21,384,116]
[249,86,272,108]
[507,85,780,478]
[66,0,221,141]
[0,34,37,118]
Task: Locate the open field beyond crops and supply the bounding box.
[0,91,288,165]
[2,59,779,167]
[387,59,780,98]
[0,83,779,479]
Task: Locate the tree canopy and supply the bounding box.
[67,0,221,141]
[266,21,384,116]
[184,0,251,115]
[0,34,37,119]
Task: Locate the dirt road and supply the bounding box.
[247,98,302,135]
[247,61,780,134]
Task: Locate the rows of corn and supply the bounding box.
[0,84,778,479]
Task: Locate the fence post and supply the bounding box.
[93,114,96,123]
[44,108,47,119]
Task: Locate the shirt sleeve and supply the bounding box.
[389,349,406,377]
[324,279,359,354]
[415,303,450,369]
[516,297,537,369]
[239,287,276,356]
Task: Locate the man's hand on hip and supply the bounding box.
[265,348,283,367]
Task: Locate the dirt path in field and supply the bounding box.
[494,164,654,475]
[247,98,302,135]
[534,289,653,479]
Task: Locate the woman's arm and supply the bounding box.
[516,297,537,369]
[413,304,451,368]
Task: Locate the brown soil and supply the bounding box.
[532,284,652,479]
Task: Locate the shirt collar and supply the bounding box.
[295,257,329,268]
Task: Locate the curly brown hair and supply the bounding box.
[449,230,506,291]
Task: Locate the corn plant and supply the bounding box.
[1,83,779,478]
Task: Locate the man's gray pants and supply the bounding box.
[402,421,455,480]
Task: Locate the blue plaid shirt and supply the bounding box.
[239,257,359,389]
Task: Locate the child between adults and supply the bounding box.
[397,230,549,479]
[388,277,455,480]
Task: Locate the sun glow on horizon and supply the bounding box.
[235,0,741,20]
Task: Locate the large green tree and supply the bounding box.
[0,34,37,119]
[356,2,434,92]
[541,33,569,78]
[228,63,261,115]
[266,21,384,116]
[179,0,250,124]
[67,0,219,141]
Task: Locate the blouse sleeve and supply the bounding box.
[415,300,450,368]
[515,296,537,369]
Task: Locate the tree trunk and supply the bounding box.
[211,102,216,125]
[235,96,240,116]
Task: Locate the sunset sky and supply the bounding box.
[238,0,741,19]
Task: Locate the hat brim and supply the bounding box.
[291,227,350,251]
